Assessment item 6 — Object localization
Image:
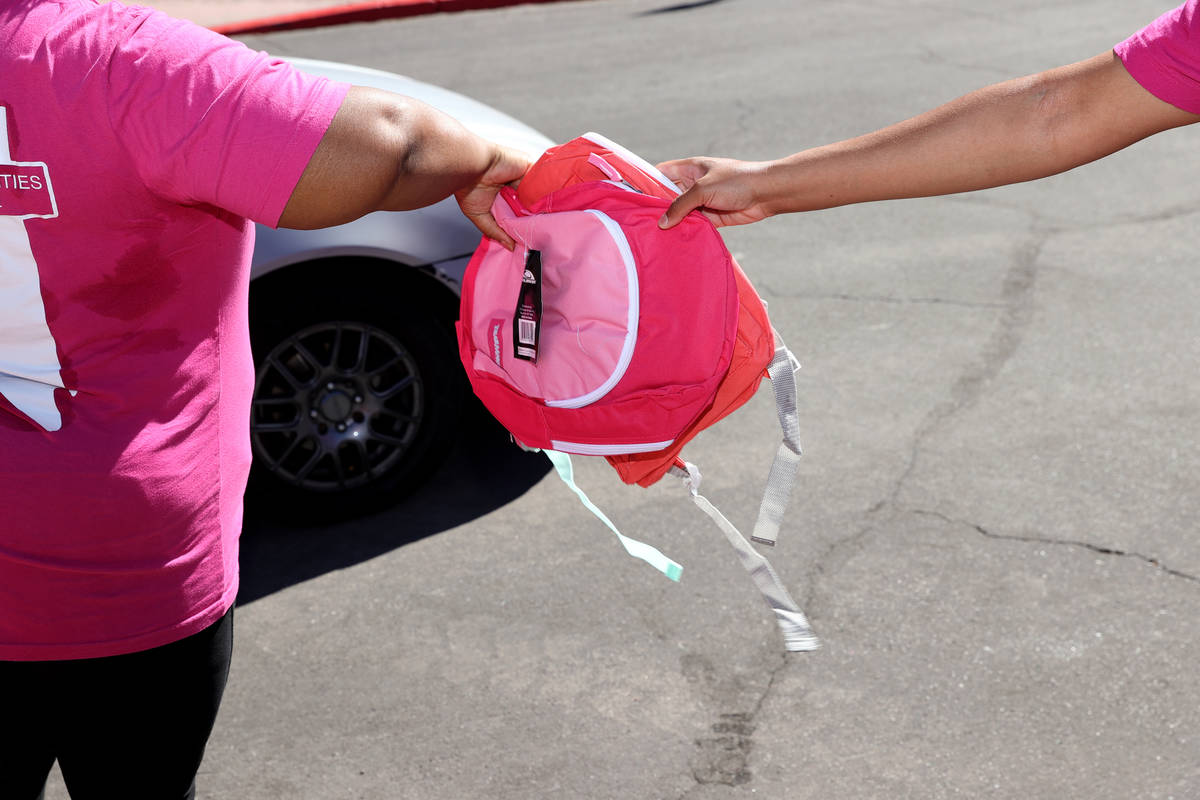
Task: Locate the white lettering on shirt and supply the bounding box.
[0,106,65,431]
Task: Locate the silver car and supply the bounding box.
[246,58,551,519]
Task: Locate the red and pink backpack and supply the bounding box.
[457,133,817,652]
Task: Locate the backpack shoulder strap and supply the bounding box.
[749,331,803,548]
[669,459,819,652]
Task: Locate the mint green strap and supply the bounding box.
[544,450,683,582]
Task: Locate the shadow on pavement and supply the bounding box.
[236,400,551,605]
[638,0,727,15]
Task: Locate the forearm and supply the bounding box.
[758,52,1195,214]
[765,75,1080,211]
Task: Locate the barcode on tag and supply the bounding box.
[518,318,537,345]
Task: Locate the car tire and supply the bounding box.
[246,263,465,522]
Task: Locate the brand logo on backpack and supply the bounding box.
[488,318,504,366]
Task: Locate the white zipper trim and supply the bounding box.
[551,438,674,456]
[544,209,639,409]
[582,131,682,197]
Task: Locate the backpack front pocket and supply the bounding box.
[467,206,638,408]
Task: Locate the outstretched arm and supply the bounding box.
[279,85,529,248]
[658,52,1200,228]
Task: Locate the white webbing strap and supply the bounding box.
[749,336,803,547]
[544,449,683,582]
[670,461,819,652]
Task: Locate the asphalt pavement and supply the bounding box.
[46,0,1200,798]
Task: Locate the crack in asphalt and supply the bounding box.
[643,229,1042,794]
[947,193,1200,231]
[900,232,1044,482]
[910,508,1200,583]
[802,230,1047,611]
[801,213,1200,614]
[756,288,1009,308]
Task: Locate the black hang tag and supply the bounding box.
[513,249,542,362]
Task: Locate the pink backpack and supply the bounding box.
[457,134,817,652]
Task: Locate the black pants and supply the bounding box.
[0,606,234,800]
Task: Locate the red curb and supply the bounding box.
[211,0,576,35]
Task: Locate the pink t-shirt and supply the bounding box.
[0,0,349,660]
[1116,0,1200,113]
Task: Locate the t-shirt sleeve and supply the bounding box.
[1115,0,1200,114]
[105,6,350,226]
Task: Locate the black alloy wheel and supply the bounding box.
[247,267,464,521]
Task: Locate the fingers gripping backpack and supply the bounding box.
[456,133,818,652]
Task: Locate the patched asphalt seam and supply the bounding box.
[676,654,789,796]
